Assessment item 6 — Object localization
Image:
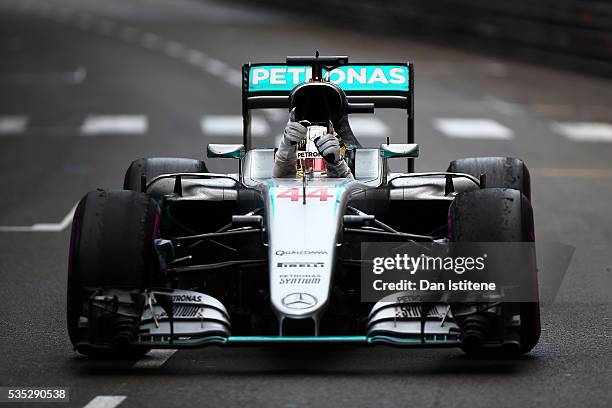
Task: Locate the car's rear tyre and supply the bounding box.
[67,189,160,356]
[448,157,531,200]
[449,188,540,356]
[123,157,209,193]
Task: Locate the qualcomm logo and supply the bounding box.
[281,292,318,310]
[275,250,328,256]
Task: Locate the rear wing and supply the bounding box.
[241,61,414,150]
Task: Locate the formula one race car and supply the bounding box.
[67,55,540,357]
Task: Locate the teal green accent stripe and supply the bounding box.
[227,336,367,342]
[138,335,460,348]
[333,179,351,215]
[266,181,275,216]
[138,335,459,346]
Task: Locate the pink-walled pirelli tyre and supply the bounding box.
[449,188,540,356]
[67,189,160,356]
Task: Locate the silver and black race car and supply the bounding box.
[67,55,540,357]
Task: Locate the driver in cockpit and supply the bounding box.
[273,109,358,179]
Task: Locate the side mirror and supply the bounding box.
[380,144,419,159]
[207,144,245,159]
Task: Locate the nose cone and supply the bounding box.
[265,179,353,322]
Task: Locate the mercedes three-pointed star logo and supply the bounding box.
[281,292,318,309]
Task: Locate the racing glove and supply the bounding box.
[314,133,353,179]
[274,109,307,178]
[277,109,307,161]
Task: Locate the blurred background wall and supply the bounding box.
[233,0,612,77]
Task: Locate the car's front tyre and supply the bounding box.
[449,188,540,356]
[67,189,160,356]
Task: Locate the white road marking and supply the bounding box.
[349,117,389,137]
[80,115,148,136]
[201,115,269,137]
[433,118,514,139]
[0,115,28,135]
[162,41,186,58]
[551,122,612,142]
[133,349,178,368]
[184,49,207,65]
[225,71,243,87]
[82,396,126,408]
[202,58,227,76]
[5,1,245,92]
[0,203,77,232]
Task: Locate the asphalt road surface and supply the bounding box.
[0,0,611,407]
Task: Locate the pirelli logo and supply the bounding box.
[277,262,325,268]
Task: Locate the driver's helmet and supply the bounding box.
[289,79,348,178]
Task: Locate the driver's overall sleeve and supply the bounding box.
[326,159,354,179]
[273,153,297,178]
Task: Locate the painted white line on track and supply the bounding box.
[184,49,207,65]
[5,0,246,93]
[433,118,513,139]
[0,115,28,135]
[162,41,186,58]
[82,396,126,408]
[202,59,228,76]
[551,122,612,142]
[3,0,306,128]
[0,203,77,232]
[349,117,389,137]
[133,349,178,368]
[201,115,269,137]
[80,115,148,136]
[225,71,243,87]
